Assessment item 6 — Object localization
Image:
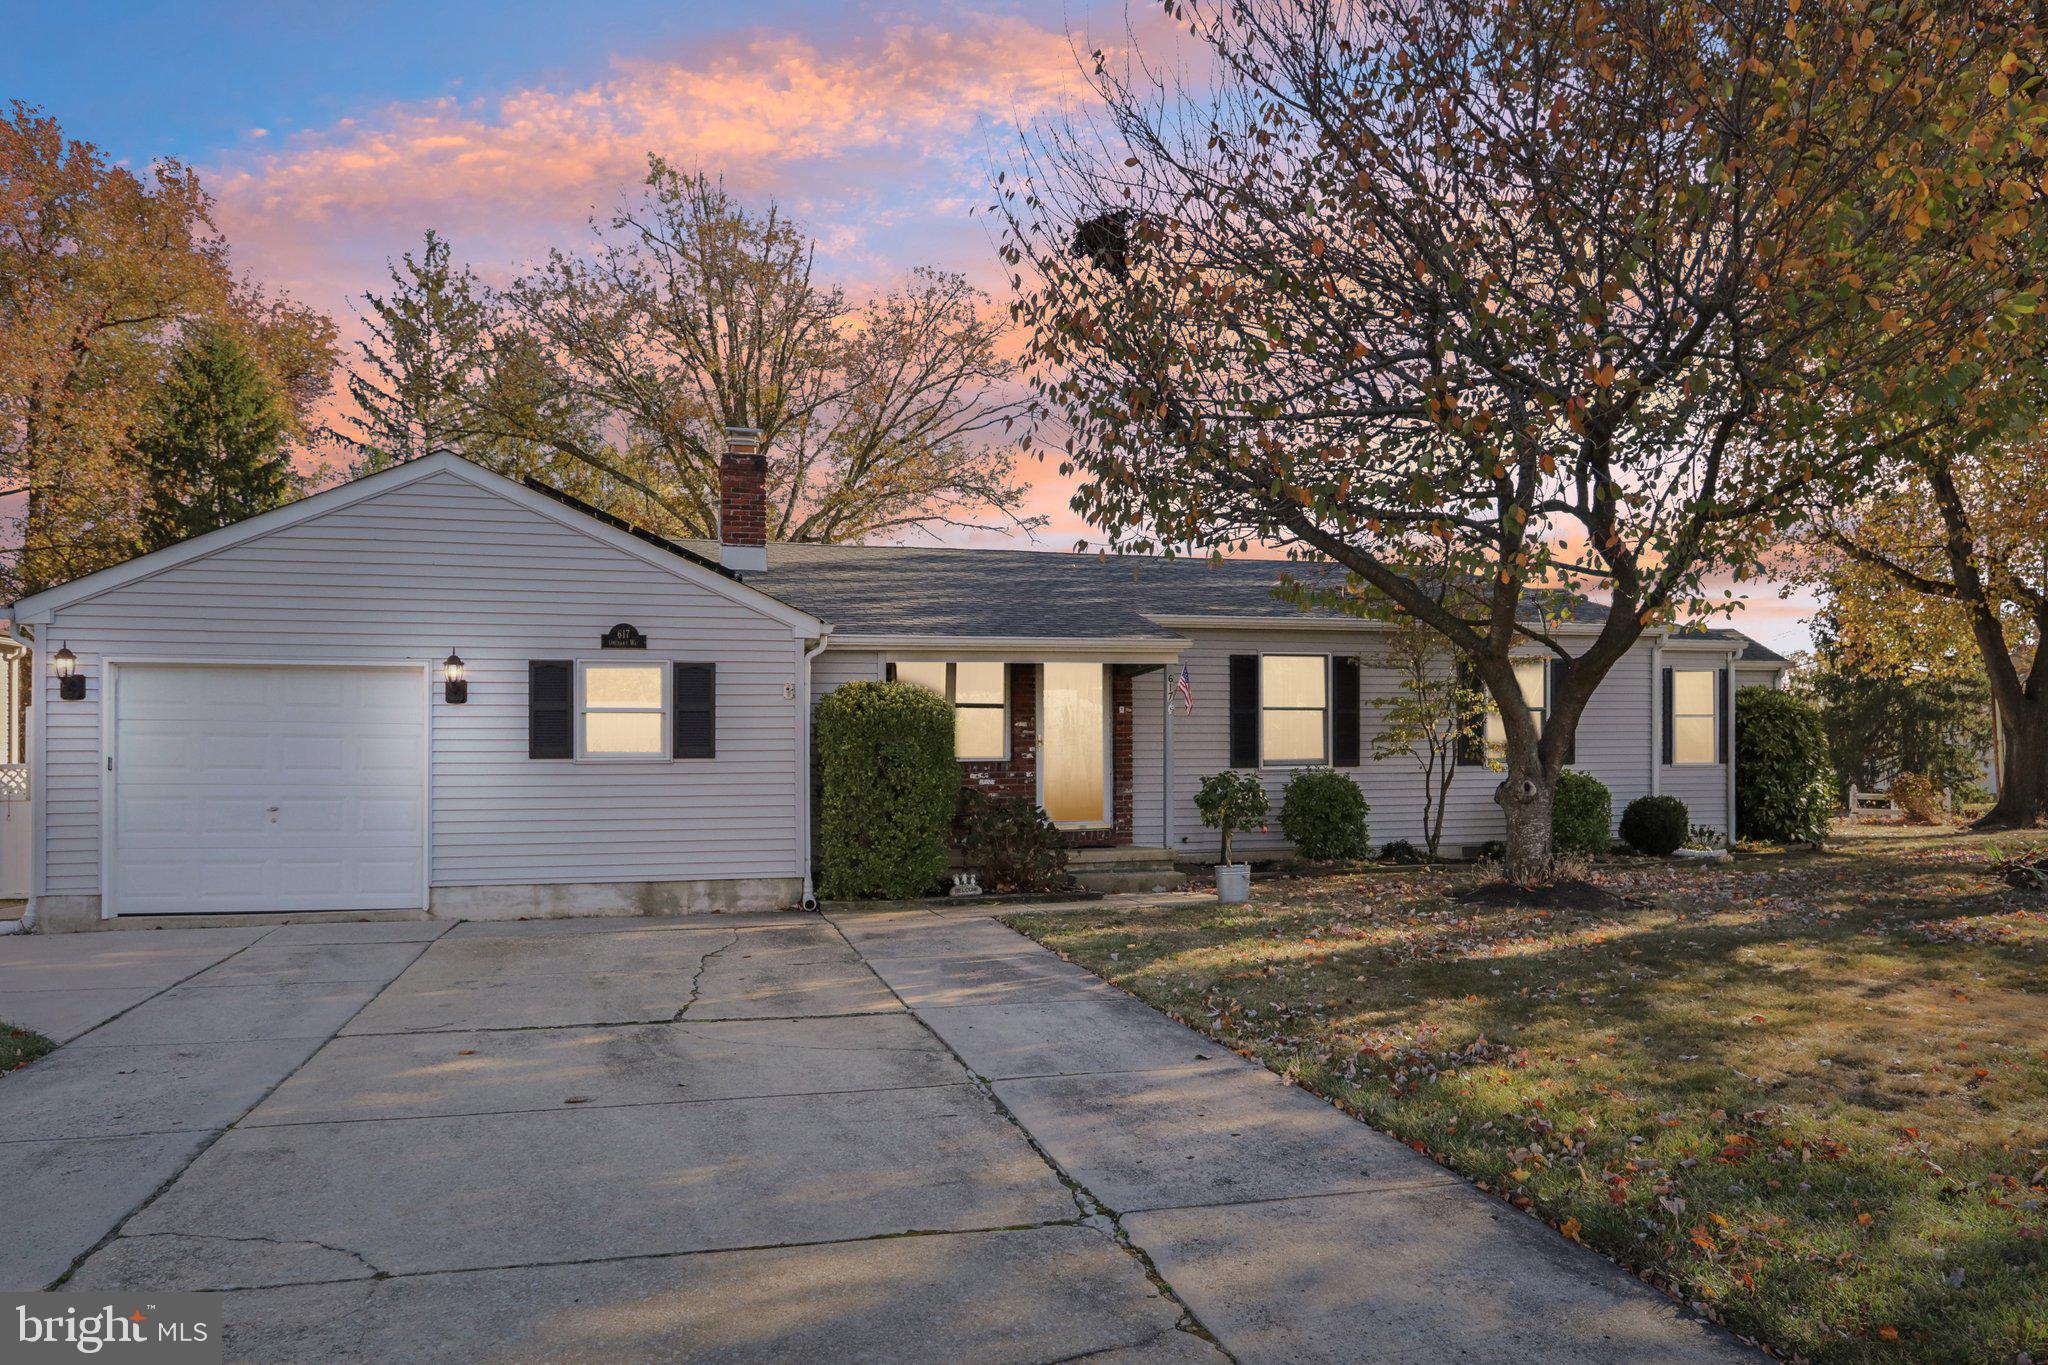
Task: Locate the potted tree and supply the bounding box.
[1196,771,1269,903]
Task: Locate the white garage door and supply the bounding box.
[111,665,426,916]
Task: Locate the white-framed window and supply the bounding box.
[1483,659,1549,749]
[576,659,669,760]
[894,661,1009,761]
[1670,668,1718,765]
[1260,654,1328,765]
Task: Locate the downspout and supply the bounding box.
[3,621,30,934]
[797,629,832,911]
[1725,653,1738,845]
[1648,637,1662,798]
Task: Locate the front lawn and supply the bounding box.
[1009,832,2048,1363]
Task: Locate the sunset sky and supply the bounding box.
[5,1,1818,653]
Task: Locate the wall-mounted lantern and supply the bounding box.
[53,644,84,701]
[443,650,468,704]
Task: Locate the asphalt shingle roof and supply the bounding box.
[676,539,1614,640]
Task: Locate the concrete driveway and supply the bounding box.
[0,907,1750,1363]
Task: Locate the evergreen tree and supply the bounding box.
[339,229,493,473]
[135,325,292,551]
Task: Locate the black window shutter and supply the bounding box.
[1660,666,1675,766]
[1332,656,1361,767]
[529,661,573,760]
[1548,657,1575,765]
[1454,658,1485,766]
[1228,655,1259,768]
[1717,666,1731,765]
[675,663,716,759]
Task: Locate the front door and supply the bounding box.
[1039,663,1109,827]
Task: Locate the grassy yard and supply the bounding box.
[1010,830,2048,1363]
[1,1019,53,1074]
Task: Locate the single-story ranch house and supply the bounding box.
[6,434,1787,931]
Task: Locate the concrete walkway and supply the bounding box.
[0,905,1751,1362]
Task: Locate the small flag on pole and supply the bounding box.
[1175,663,1195,716]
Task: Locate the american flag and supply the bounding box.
[1175,664,1195,716]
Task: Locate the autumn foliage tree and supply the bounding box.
[1001,0,2043,880]
[1812,437,2045,824]
[0,103,335,596]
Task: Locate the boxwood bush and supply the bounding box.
[1552,769,1613,856]
[814,681,956,899]
[1734,688,1836,843]
[1278,768,1371,860]
[1620,795,1691,856]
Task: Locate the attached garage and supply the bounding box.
[107,664,427,917]
[10,451,824,931]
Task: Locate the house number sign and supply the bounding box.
[600,623,648,649]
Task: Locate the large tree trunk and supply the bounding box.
[1494,731,1555,883]
[1979,689,2048,828]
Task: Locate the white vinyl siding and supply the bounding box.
[811,649,885,705]
[1130,668,1166,845]
[1160,630,1722,858]
[35,469,804,895]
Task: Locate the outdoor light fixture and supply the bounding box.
[53,644,84,701]
[443,650,468,704]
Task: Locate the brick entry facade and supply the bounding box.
[959,664,1134,847]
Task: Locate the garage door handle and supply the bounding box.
[267,806,280,823]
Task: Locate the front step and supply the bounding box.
[1066,846,1189,894]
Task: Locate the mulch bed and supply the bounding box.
[1452,877,1636,912]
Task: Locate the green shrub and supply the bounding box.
[1888,771,1944,824]
[1734,688,1836,842]
[1195,770,1270,865]
[1277,768,1371,860]
[955,787,1069,893]
[1379,838,1426,864]
[1619,795,1690,856]
[814,681,957,899]
[1552,769,1612,856]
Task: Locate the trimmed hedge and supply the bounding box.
[1620,795,1691,856]
[1552,769,1612,856]
[1278,768,1371,860]
[1734,688,1836,843]
[815,681,957,899]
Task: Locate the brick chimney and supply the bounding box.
[718,425,768,575]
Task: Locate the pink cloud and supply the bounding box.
[208,16,1095,315]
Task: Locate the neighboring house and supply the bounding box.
[7,436,1771,930]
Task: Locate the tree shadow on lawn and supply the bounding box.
[1016,840,2048,1362]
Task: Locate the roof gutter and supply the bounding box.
[825,634,1188,663]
